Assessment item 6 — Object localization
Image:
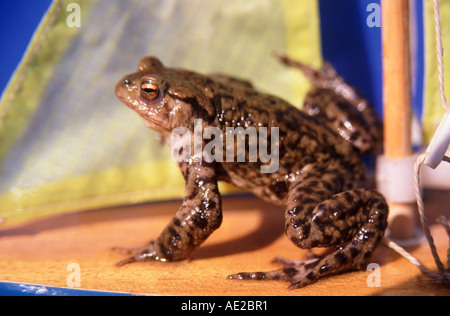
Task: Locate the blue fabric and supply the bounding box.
[0,281,134,296]
[0,0,424,117]
[0,0,52,94]
[319,0,424,118]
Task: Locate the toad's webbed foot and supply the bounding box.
[113,241,168,266]
[228,256,323,290]
[229,245,371,290]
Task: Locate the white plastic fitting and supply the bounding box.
[376,154,418,204]
[424,111,450,169]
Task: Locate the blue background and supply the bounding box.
[0,0,52,95]
[318,0,424,118]
[0,0,424,117]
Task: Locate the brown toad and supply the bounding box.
[114,55,388,289]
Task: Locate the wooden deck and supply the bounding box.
[0,191,449,296]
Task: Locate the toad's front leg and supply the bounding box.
[115,161,222,265]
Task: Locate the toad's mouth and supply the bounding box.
[140,115,168,132]
[116,94,169,133]
[140,112,167,128]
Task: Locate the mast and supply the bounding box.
[381,0,416,240]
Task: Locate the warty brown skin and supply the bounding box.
[114,55,388,289]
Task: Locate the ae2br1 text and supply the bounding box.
[181,300,268,312]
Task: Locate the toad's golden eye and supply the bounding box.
[140,81,159,100]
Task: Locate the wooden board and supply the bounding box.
[0,192,449,296]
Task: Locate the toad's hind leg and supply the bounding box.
[275,54,383,155]
[229,164,388,289]
[229,189,388,289]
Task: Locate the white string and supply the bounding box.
[387,153,446,275]
[433,0,450,112]
[383,236,449,282]
[425,0,449,272]
[414,153,445,273]
[383,237,436,278]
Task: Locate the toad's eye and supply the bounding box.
[140,81,159,100]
